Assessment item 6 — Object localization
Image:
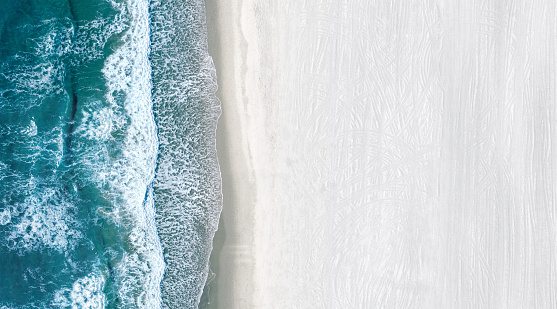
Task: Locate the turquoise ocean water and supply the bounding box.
[0,0,221,307]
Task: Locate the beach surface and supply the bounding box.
[206,0,557,308]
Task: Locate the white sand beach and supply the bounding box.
[206,0,557,308]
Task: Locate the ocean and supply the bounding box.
[0,0,221,308]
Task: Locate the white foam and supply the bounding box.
[72,0,165,306]
[21,119,37,137]
[31,19,73,58]
[0,208,10,225]
[6,188,81,253]
[6,61,64,103]
[2,22,70,112]
[46,126,65,169]
[14,20,72,98]
[0,161,8,183]
[149,0,222,306]
[53,272,106,308]
[76,100,121,142]
[72,11,128,63]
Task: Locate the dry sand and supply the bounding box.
[206,0,557,308]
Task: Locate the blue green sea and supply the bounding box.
[0,0,222,307]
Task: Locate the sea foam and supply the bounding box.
[53,272,107,308]
[150,0,222,307]
[73,0,165,306]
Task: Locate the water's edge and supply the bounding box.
[150,0,223,307]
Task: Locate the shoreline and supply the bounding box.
[204,0,259,307]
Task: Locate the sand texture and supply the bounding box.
[207,0,557,308]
